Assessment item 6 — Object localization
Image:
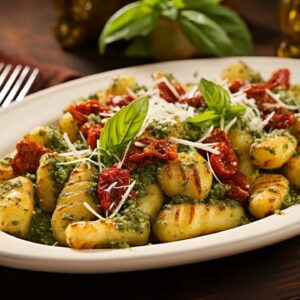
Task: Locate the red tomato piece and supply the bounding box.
[179,89,207,108]
[86,124,103,150]
[203,128,230,145]
[267,68,290,90]
[98,166,136,215]
[157,82,185,103]
[68,99,111,124]
[263,107,296,130]
[229,79,245,93]
[106,94,134,107]
[11,139,52,174]
[124,137,178,169]
[223,171,251,204]
[209,142,238,179]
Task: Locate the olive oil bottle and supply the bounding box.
[52,0,131,48]
[277,0,300,58]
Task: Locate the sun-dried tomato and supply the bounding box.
[263,107,296,130]
[179,89,207,108]
[86,124,103,150]
[68,99,111,124]
[106,94,134,107]
[203,128,230,145]
[244,70,296,130]
[244,83,272,99]
[229,79,245,93]
[157,81,185,103]
[245,69,290,100]
[98,166,136,215]
[223,171,250,204]
[11,139,52,174]
[124,137,178,169]
[267,68,290,90]
[209,142,239,179]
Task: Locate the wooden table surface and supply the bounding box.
[1,1,300,299]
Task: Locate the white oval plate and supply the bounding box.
[1,57,300,274]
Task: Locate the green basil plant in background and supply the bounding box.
[99,0,253,60]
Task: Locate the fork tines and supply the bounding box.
[0,63,39,108]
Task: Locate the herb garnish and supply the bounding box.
[99,96,149,166]
[187,78,246,125]
[99,0,252,57]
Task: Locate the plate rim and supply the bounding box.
[1,56,300,273]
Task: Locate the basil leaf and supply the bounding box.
[143,0,184,9]
[144,0,179,20]
[172,0,185,8]
[225,105,246,119]
[183,0,220,10]
[125,37,152,57]
[179,10,232,56]
[143,0,161,6]
[160,3,179,20]
[200,5,253,55]
[99,2,158,54]
[99,96,149,166]
[187,110,219,123]
[199,78,231,114]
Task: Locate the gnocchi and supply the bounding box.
[249,130,297,169]
[0,177,34,237]
[153,201,245,242]
[157,151,212,201]
[249,174,289,219]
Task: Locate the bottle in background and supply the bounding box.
[52,0,131,49]
[277,0,300,58]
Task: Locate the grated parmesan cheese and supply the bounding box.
[109,180,136,218]
[155,77,180,99]
[62,132,80,158]
[170,137,220,154]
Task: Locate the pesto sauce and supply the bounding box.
[113,205,150,234]
[103,241,130,249]
[131,165,158,197]
[85,181,98,200]
[163,183,239,210]
[0,179,22,193]
[282,189,300,209]
[273,86,299,108]
[26,207,56,245]
[147,121,183,139]
[205,183,240,207]
[43,126,68,152]
[87,114,102,124]
[257,129,296,142]
[183,122,212,141]
[45,155,74,198]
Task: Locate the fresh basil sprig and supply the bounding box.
[99,0,252,57]
[99,2,158,54]
[179,10,232,57]
[187,78,246,124]
[99,96,149,166]
[199,4,253,55]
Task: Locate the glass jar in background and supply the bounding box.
[277,0,300,58]
[52,0,131,49]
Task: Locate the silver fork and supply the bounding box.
[0,63,39,108]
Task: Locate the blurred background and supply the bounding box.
[1,0,298,77]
